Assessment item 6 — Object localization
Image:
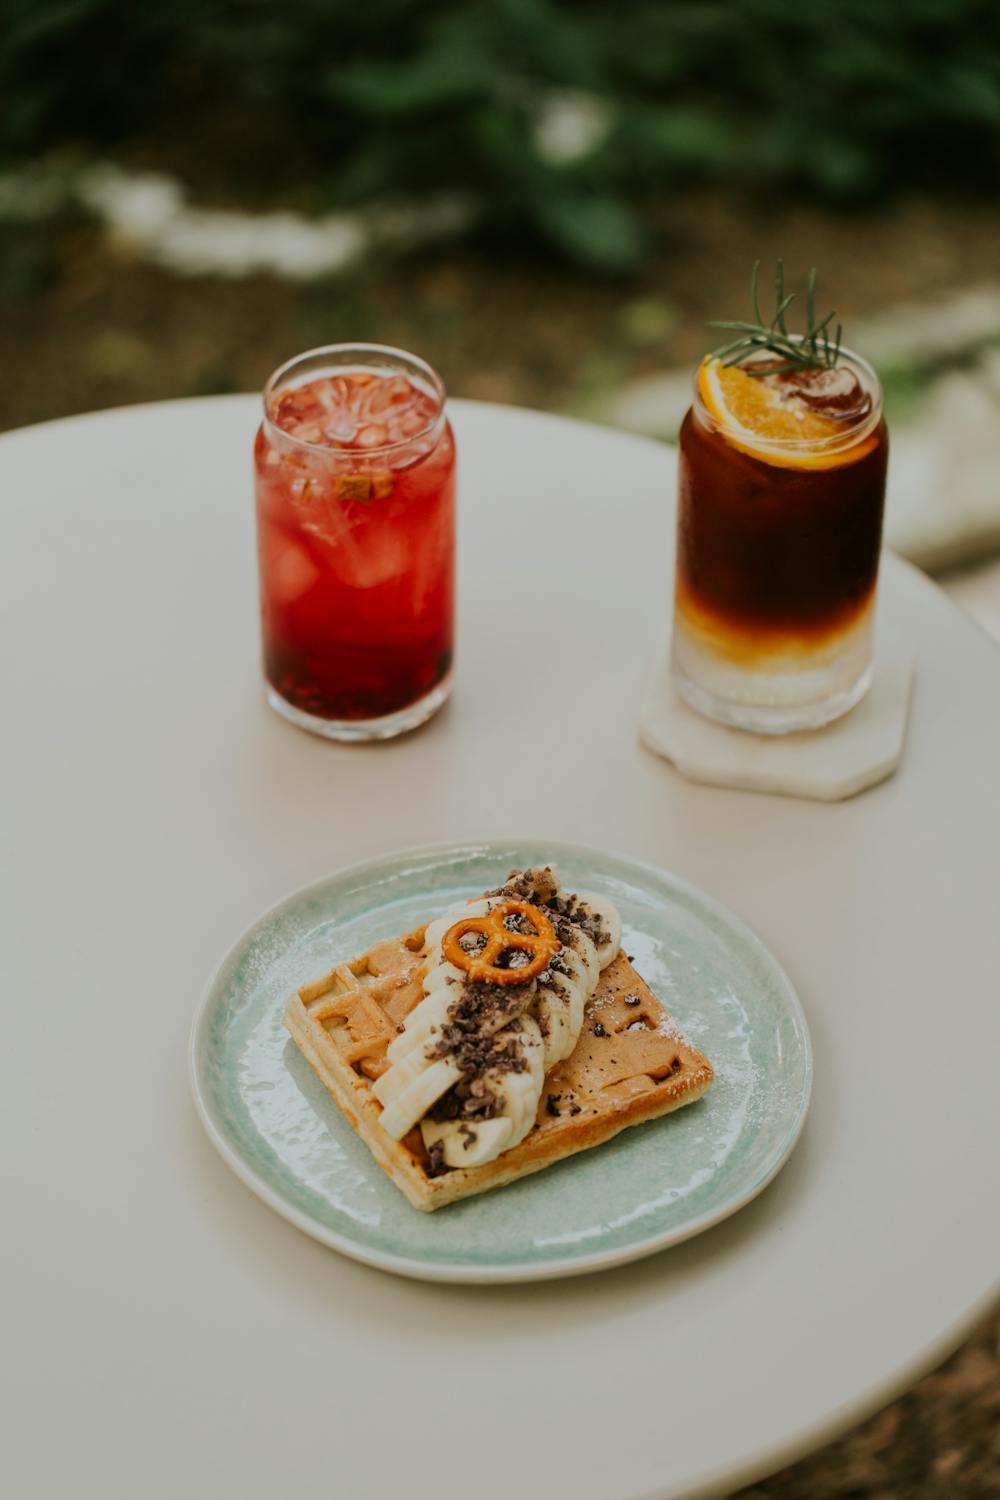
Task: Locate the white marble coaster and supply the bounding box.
[640,629,915,802]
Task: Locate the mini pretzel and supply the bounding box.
[442,900,561,986]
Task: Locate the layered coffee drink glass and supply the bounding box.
[671,343,887,734]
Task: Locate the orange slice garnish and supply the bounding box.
[697,358,876,470]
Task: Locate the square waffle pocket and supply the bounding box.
[284,919,714,1212]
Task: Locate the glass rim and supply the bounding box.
[692,340,884,455]
[262,342,447,458]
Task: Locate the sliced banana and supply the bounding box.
[420,1016,545,1168]
[385,965,462,1063]
[534,987,572,1070]
[376,1056,462,1140]
[421,1115,514,1169]
[372,1045,429,1100]
[422,958,462,990]
[535,967,585,1067]
[548,967,586,1036]
[373,1037,451,1108]
[572,891,623,968]
[422,898,491,952]
[532,902,615,1069]
[385,1003,447,1066]
[379,891,538,1125]
[557,927,599,990]
[375,878,623,1166]
[503,1016,546,1141]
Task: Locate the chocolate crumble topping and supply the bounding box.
[429,1072,504,1124]
[546,894,610,950]
[425,1140,449,1177]
[483,869,616,954]
[495,947,532,970]
[429,1008,530,1076]
[409,872,625,1166]
[486,866,560,906]
[502,910,539,935]
[427,980,532,1070]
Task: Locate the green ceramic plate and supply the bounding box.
[190,841,812,1283]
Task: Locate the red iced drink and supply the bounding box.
[255,345,455,739]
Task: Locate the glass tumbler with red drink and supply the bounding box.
[255,344,455,740]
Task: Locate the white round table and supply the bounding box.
[2,396,998,1500]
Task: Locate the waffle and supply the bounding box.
[284,921,714,1211]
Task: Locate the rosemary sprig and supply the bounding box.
[706,260,844,376]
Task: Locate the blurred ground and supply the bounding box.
[734,1310,999,1499]
[2,181,998,1497]
[5,187,1000,432]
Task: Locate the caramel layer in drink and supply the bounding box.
[676,402,888,664]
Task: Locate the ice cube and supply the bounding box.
[361,375,413,418]
[408,520,448,614]
[273,387,323,431]
[270,539,320,604]
[384,375,412,403]
[348,530,409,590]
[318,377,359,443]
[304,479,372,579]
[329,375,355,405]
[393,408,428,438]
[314,492,408,586]
[356,423,389,448]
[778,367,871,421]
[293,475,329,506]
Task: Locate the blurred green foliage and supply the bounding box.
[2,0,1000,268]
